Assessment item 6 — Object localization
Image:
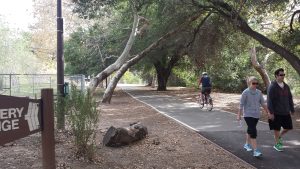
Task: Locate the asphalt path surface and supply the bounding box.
[121,85,300,169]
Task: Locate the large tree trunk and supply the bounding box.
[154,62,169,91]
[250,47,271,91]
[209,0,300,76]
[101,12,204,103]
[88,7,140,92]
[154,54,181,91]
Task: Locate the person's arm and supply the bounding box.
[262,103,273,119]
[267,84,275,120]
[260,92,272,119]
[267,84,275,114]
[237,91,246,120]
[198,77,202,87]
[287,85,295,114]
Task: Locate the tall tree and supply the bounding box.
[88,5,142,91]
[204,0,300,76]
[101,12,205,102]
[31,0,90,71]
[69,0,300,102]
[0,19,41,74]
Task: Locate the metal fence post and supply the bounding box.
[32,75,35,97]
[81,74,85,91]
[9,74,12,96]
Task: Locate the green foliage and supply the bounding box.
[72,0,119,19]
[64,26,117,76]
[278,29,300,54]
[120,70,142,84]
[56,96,66,129]
[195,24,254,92]
[67,0,300,94]
[170,56,198,87]
[133,60,155,83]
[65,85,99,160]
[0,19,42,74]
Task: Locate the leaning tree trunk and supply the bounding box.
[89,7,140,92]
[101,12,205,103]
[209,0,300,76]
[250,47,271,90]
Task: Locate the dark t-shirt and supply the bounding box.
[200,76,211,87]
[267,81,294,115]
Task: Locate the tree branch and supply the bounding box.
[101,12,205,103]
[290,10,300,32]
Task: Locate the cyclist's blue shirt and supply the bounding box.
[201,76,211,87]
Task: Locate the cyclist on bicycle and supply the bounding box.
[198,72,212,103]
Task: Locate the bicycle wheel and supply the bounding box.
[198,95,204,109]
[207,96,213,111]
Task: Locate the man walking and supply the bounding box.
[267,68,295,152]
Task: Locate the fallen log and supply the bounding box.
[103,122,148,147]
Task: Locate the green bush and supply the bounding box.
[55,95,66,130]
[66,85,99,161]
[120,71,141,84]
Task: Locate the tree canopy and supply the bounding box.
[64,0,300,101]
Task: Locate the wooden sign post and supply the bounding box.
[0,88,55,169]
[41,89,55,169]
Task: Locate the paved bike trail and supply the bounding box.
[121,86,300,169]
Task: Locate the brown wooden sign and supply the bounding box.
[0,95,41,145]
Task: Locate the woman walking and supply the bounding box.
[237,76,269,157]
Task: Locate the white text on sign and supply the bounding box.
[0,107,24,131]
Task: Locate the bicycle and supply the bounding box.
[198,91,213,111]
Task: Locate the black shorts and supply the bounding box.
[201,87,211,94]
[268,114,293,130]
[244,117,259,138]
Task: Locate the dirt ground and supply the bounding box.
[1,86,299,169]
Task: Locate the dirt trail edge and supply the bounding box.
[0,88,254,169]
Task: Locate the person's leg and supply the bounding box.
[250,118,259,150]
[204,88,208,103]
[274,130,281,143]
[270,115,282,143]
[201,88,205,103]
[273,115,284,151]
[246,133,251,144]
[244,117,259,151]
[273,129,284,151]
[250,138,257,150]
[244,117,253,151]
[278,114,293,146]
[279,129,290,137]
[248,118,261,156]
[280,114,293,137]
[269,115,283,151]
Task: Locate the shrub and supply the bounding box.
[66,85,99,161]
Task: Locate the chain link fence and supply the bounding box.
[0,74,86,98]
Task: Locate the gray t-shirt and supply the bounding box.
[240,88,265,118]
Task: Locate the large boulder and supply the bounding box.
[103,122,148,147]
